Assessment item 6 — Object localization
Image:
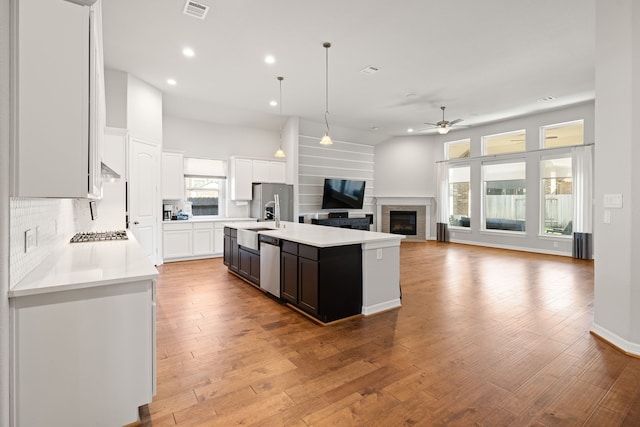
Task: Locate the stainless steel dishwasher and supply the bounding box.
[259,235,280,297]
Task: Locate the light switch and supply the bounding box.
[604,210,611,224]
[24,229,36,253]
[604,193,623,209]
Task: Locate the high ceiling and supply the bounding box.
[101,0,595,140]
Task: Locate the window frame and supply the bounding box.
[445,138,471,160]
[482,129,526,156]
[540,119,584,149]
[539,155,573,238]
[184,176,226,217]
[448,165,471,228]
[481,159,527,234]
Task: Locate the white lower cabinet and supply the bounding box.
[214,223,225,255]
[193,222,215,255]
[163,221,215,262]
[163,222,193,259]
[11,280,155,427]
[163,220,257,262]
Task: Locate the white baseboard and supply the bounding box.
[448,238,572,257]
[362,298,401,316]
[591,323,640,357]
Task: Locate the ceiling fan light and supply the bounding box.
[438,126,450,135]
[320,133,333,145]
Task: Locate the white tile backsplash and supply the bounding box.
[9,198,93,287]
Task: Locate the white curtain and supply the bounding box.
[572,145,594,233]
[436,161,450,224]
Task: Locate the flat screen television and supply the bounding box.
[321,178,366,209]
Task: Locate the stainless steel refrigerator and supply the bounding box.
[250,183,294,222]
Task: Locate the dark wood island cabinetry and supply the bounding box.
[281,239,362,323]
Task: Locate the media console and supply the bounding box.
[311,217,370,231]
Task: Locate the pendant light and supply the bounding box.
[274,76,286,158]
[319,42,333,145]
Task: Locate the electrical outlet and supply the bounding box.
[376,248,383,260]
[24,229,36,253]
[553,241,559,248]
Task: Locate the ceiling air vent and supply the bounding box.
[360,65,381,76]
[183,0,209,19]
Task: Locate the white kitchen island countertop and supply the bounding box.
[8,232,158,298]
[227,220,405,248]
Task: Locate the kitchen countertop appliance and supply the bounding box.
[163,204,173,221]
[259,234,281,297]
[250,183,293,222]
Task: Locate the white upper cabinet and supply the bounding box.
[229,157,253,201]
[230,157,286,201]
[161,152,184,200]
[13,0,105,198]
[252,160,286,183]
[267,161,286,183]
[252,160,270,183]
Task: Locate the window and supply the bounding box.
[483,162,526,232]
[540,157,572,235]
[541,120,584,148]
[449,166,470,227]
[445,139,471,159]
[183,157,227,217]
[483,130,526,155]
[185,177,225,216]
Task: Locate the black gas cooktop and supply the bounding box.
[70,230,128,243]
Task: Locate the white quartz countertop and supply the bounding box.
[228,221,404,248]
[9,232,159,298]
[163,217,256,223]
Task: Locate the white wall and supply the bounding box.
[1,0,10,423]
[104,68,127,129]
[592,0,640,354]
[374,135,440,197]
[127,74,163,144]
[163,115,279,159]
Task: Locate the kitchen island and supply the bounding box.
[8,232,158,427]
[224,221,404,323]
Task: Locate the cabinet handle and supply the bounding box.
[133,221,139,225]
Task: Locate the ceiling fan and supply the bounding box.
[417,106,464,135]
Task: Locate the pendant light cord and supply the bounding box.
[279,77,283,142]
[324,42,331,135]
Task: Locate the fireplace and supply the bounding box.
[390,210,417,235]
[376,197,434,241]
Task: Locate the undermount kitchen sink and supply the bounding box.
[237,227,276,250]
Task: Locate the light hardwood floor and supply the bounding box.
[141,242,640,426]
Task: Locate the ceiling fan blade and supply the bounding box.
[449,118,464,126]
[423,122,438,126]
[414,127,432,132]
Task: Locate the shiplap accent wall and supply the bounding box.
[298,135,374,217]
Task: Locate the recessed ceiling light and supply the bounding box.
[182,47,195,57]
[407,128,414,133]
[167,78,177,85]
[371,126,379,131]
[269,100,278,107]
[264,55,275,64]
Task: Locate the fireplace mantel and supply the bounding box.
[375,196,434,241]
